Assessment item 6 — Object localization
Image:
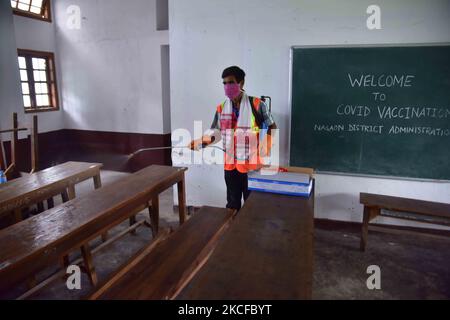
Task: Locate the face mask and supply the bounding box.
[224,83,241,99]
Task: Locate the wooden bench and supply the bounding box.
[0,161,103,224]
[178,185,315,300]
[360,193,450,251]
[89,206,233,300]
[0,165,187,297]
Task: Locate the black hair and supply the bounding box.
[222,66,246,83]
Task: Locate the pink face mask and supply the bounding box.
[224,83,241,99]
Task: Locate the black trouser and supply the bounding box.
[224,169,251,211]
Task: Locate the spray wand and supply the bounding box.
[127,144,265,162]
[128,145,228,160]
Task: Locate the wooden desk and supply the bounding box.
[0,161,103,223]
[360,193,450,251]
[178,185,315,300]
[0,165,187,294]
[89,207,232,300]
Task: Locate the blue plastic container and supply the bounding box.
[0,170,7,184]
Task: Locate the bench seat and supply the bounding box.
[0,161,103,223]
[89,206,232,300]
[360,193,450,251]
[0,165,187,294]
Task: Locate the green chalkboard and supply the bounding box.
[290,45,450,180]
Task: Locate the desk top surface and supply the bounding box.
[178,186,315,300]
[94,206,232,300]
[0,161,103,205]
[0,165,186,280]
[360,193,450,219]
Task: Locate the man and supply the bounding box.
[189,66,277,213]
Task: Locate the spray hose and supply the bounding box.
[128,145,265,161]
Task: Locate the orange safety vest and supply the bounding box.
[217,97,268,173]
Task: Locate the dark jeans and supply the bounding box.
[224,169,251,210]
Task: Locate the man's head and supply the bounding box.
[222,66,245,100]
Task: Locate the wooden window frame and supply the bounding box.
[17,49,60,113]
[11,0,52,23]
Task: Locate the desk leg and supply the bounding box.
[149,196,159,238]
[47,198,54,209]
[67,185,76,200]
[93,173,102,189]
[360,206,380,252]
[61,255,70,268]
[37,202,45,213]
[177,176,187,225]
[60,255,70,280]
[100,233,109,242]
[93,173,108,241]
[129,215,137,235]
[81,244,98,287]
[61,191,69,203]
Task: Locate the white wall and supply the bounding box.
[0,2,23,140]
[14,16,56,53]
[170,0,450,228]
[0,2,63,138]
[13,10,64,134]
[54,0,169,134]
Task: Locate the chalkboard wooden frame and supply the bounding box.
[288,43,450,182]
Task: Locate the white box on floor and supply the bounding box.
[248,169,313,198]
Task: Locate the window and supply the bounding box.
[17,49,59,113]
[11,0,51,22]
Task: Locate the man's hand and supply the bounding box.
[188,136,213,151]
[188,139,203,151]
